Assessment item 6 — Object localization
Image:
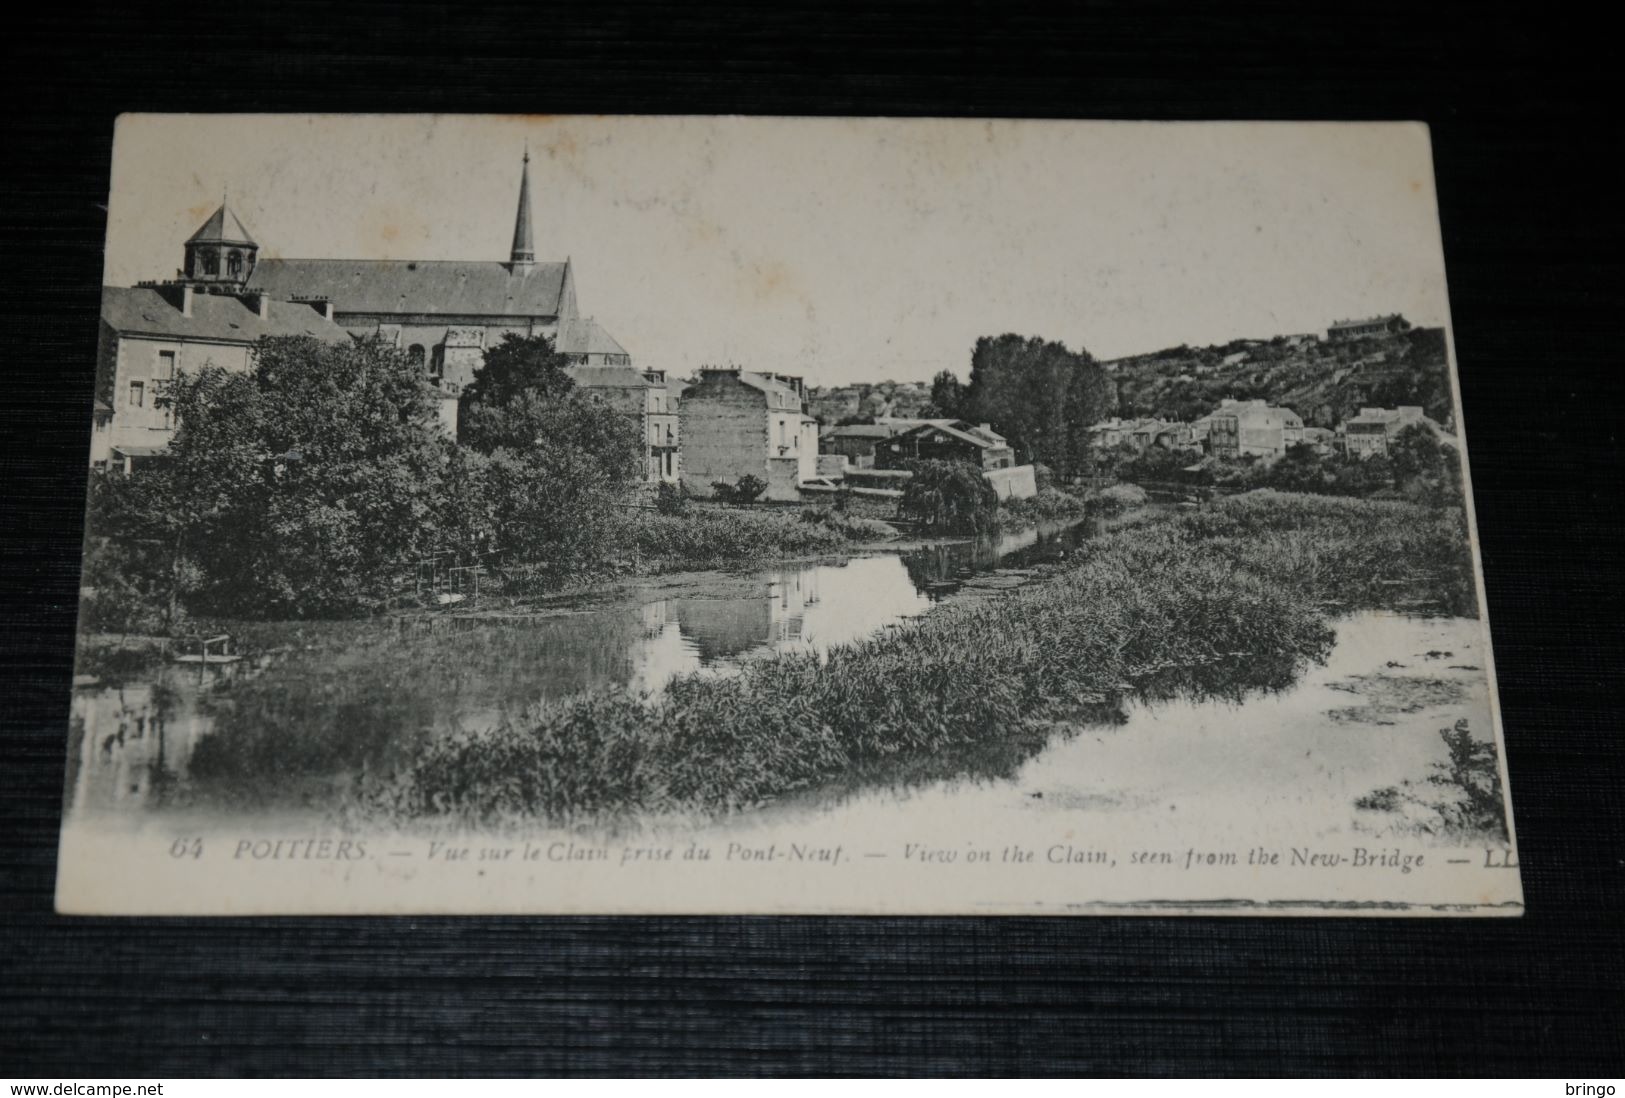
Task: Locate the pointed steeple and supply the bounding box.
[510,148,535,266]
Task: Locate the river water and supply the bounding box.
[65,515,1492,845]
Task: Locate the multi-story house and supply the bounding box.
[679,368,818,501]
[1342,405,1446,458]
[1326,313,1410,343]
[94,283,353,472]
[1207,399,1304,459]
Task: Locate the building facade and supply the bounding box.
[679,368,818,501]
[1326,313,1411,343]
[1207,399,1305,459]
[1342,405,1444,458]
[148,154,674,478]
[874,420,1016,471]
[94,283,352,470]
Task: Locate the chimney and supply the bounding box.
[254,293,271,320]
[154,282,194,317]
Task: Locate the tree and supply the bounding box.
[963,334,1117,477]
[1387,423,1462,506]
[926,369,966,419]
[460,332,575,410]
[896,460,1000,534]
[453,334,644,578]
[103,335,452,618]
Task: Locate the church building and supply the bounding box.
[238,151,629,391]
[102,153,679,481]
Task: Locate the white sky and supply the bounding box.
[104,115,1453,386]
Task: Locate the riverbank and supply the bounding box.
[384,490,1480,827]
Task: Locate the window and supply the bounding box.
[200,250,218,276]
[408,344,427,372]
[429,347,445,380]
[128,380,144,408]
[227,250,243,279]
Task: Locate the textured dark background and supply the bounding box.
[3,1,1622,1077]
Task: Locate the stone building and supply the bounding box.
[1342,405,1447,458]
[1326,313,1410,343]
[235,153,619,396]
[145,154,679,478]
[1207,399,1304,459]
[94,282,352,471]
[874,420,1016,471]
[679,368,817,501]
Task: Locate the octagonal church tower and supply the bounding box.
[182,202,259,285]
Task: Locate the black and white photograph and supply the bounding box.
[56,114,1522,915]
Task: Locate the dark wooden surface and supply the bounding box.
[3,2,1622,1077]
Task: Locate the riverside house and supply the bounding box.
[679,368,818,501]
[874,420,1017,472]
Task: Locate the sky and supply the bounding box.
[103,115,1454,387]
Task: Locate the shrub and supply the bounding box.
[655,481,688,516]
[896,460,1000,534]
[710,476,767,504]
[1091,482,1148,514]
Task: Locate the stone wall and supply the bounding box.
[984,463,1038,500]
[680,375,768,496]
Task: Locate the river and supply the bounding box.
[64,514,1491,846]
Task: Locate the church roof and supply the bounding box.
[244,258,573,318]
[556,316,629,358]
[187,204,257,247]
[566,365,650,389]
[101,285,353,344]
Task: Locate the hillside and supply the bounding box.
[1103,328,1455,429]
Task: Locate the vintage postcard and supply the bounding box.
[57,115,1522,915]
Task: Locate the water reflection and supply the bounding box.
[899,517,1103,597]
[67,520,1094,818]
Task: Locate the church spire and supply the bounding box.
[510,147,535,266]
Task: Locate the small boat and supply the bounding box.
[170,633,243,666]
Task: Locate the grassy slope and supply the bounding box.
[1106,328,1454,428]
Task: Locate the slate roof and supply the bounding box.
[245,259,572,318]
[566,364,650,389]
[736,372,804,410]
[895,420,1012,451]
[557,316,629,358]
[101,286,353,344]
[187,204,257,247]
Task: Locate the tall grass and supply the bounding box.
[387,491,1472,826]
[621,506,865,571]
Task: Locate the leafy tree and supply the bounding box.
[963,334,1117,477]
[95,336,452,618]
[896,459,1000,534]
[460,332,575,409]
[1387,423,1462,506]
[453,334,644,579]
[927,369,966,419]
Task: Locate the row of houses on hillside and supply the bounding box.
[1089,396,1448,463]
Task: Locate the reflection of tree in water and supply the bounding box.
[901,519,1100,598]
[183,613,648,811]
